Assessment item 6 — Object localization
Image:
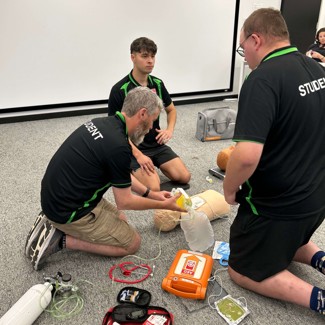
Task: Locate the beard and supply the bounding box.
[130,120,150,146]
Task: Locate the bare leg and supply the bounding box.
[293,241,320,265]
[132,169,161,191]
[57,210,141,257]
[228,266,313,308]
[160,157,191,184]
[65,232,141,257]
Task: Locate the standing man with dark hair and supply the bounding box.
[224,8,325,315]
[25,87,185,271]
[108,37,191,191]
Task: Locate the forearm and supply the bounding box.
[117,194,166,210]
[223,158,256,194]
[223,142,263,203]
[112,185,183,212]
[130,174,149,196]
[166,106,176,132]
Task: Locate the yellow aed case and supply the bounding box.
[161,249,213,299]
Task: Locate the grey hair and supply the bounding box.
[122,87,163,117]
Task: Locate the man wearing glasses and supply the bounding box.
[224,8,325,316]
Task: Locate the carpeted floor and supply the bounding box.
[0,100,324,324]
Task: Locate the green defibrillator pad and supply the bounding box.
[215,295,250,325]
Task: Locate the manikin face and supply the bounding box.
[131,51,155,75]
[318,32,325,45]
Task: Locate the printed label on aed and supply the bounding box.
[181,260,196,276]
[175,253,206,279]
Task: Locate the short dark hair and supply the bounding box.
[315,28,325,44]
[130,37,157,55]
[243,8,289,42]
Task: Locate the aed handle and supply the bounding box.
[162,279,207,300]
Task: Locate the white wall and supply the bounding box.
[318,0,325,29]
[231,0,282,95]
[5,0,323,118]
[0,0,238,111]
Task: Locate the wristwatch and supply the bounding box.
[142,187,150,197]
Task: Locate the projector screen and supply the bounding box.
[0,0,239,110]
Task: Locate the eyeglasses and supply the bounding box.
[236,34,252,57]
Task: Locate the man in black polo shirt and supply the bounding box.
[108,37,190,191]
[25,87,185,271]
[224,9,325,315]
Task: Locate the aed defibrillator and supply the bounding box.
[161,249,213,299]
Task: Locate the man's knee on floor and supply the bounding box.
[180,171,191,184]
[168,169,191,184]
[125,232,141,255]
[228,266,249,287]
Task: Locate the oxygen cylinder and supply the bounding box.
[0,282,53,325]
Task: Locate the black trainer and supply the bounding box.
[25,211,47,256]
[27,220,64,271]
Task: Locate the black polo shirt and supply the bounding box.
[108,71,172,149]
[41,113,132,224]
[234,46,325,219]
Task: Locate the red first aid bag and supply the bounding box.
[102,286,173,325]
[102,305,174,325]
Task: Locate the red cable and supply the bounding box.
[108,261,152,284]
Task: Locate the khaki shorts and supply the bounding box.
[50,198,137,248]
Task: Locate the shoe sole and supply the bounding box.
[29,222,54,271]
[24,212,47,256]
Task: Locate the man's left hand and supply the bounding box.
[156,128,173,145]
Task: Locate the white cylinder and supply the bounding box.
[0,282,53,325]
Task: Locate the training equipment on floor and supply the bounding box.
[162,249,214,299]
[0,282,53,325]
[153,190,230,232]
[216,145,235,171]
[208,167,225,180]
[180,210,215,252]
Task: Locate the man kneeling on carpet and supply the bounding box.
[25,87,185,271]
[224,8,325,316]
[108,37,191,191]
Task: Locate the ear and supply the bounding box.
[131,53,135,62]
[138,107,147,119]
[251,33,262,51]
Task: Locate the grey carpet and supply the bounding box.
[1,100,324,324]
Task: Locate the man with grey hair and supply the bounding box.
[224,8,325,315]
[25,87,185,271]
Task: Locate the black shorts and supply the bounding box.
[228,205,325,282]
[130,144,178,171]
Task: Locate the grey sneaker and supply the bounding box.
[28,220,64,271]
[24,211,47,256]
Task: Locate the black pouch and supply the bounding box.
[117,287,151,306]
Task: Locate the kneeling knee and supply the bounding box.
[183,172,191,184]
[126,233,141,255]
[228,266,247,287]
[174,171,191,184]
